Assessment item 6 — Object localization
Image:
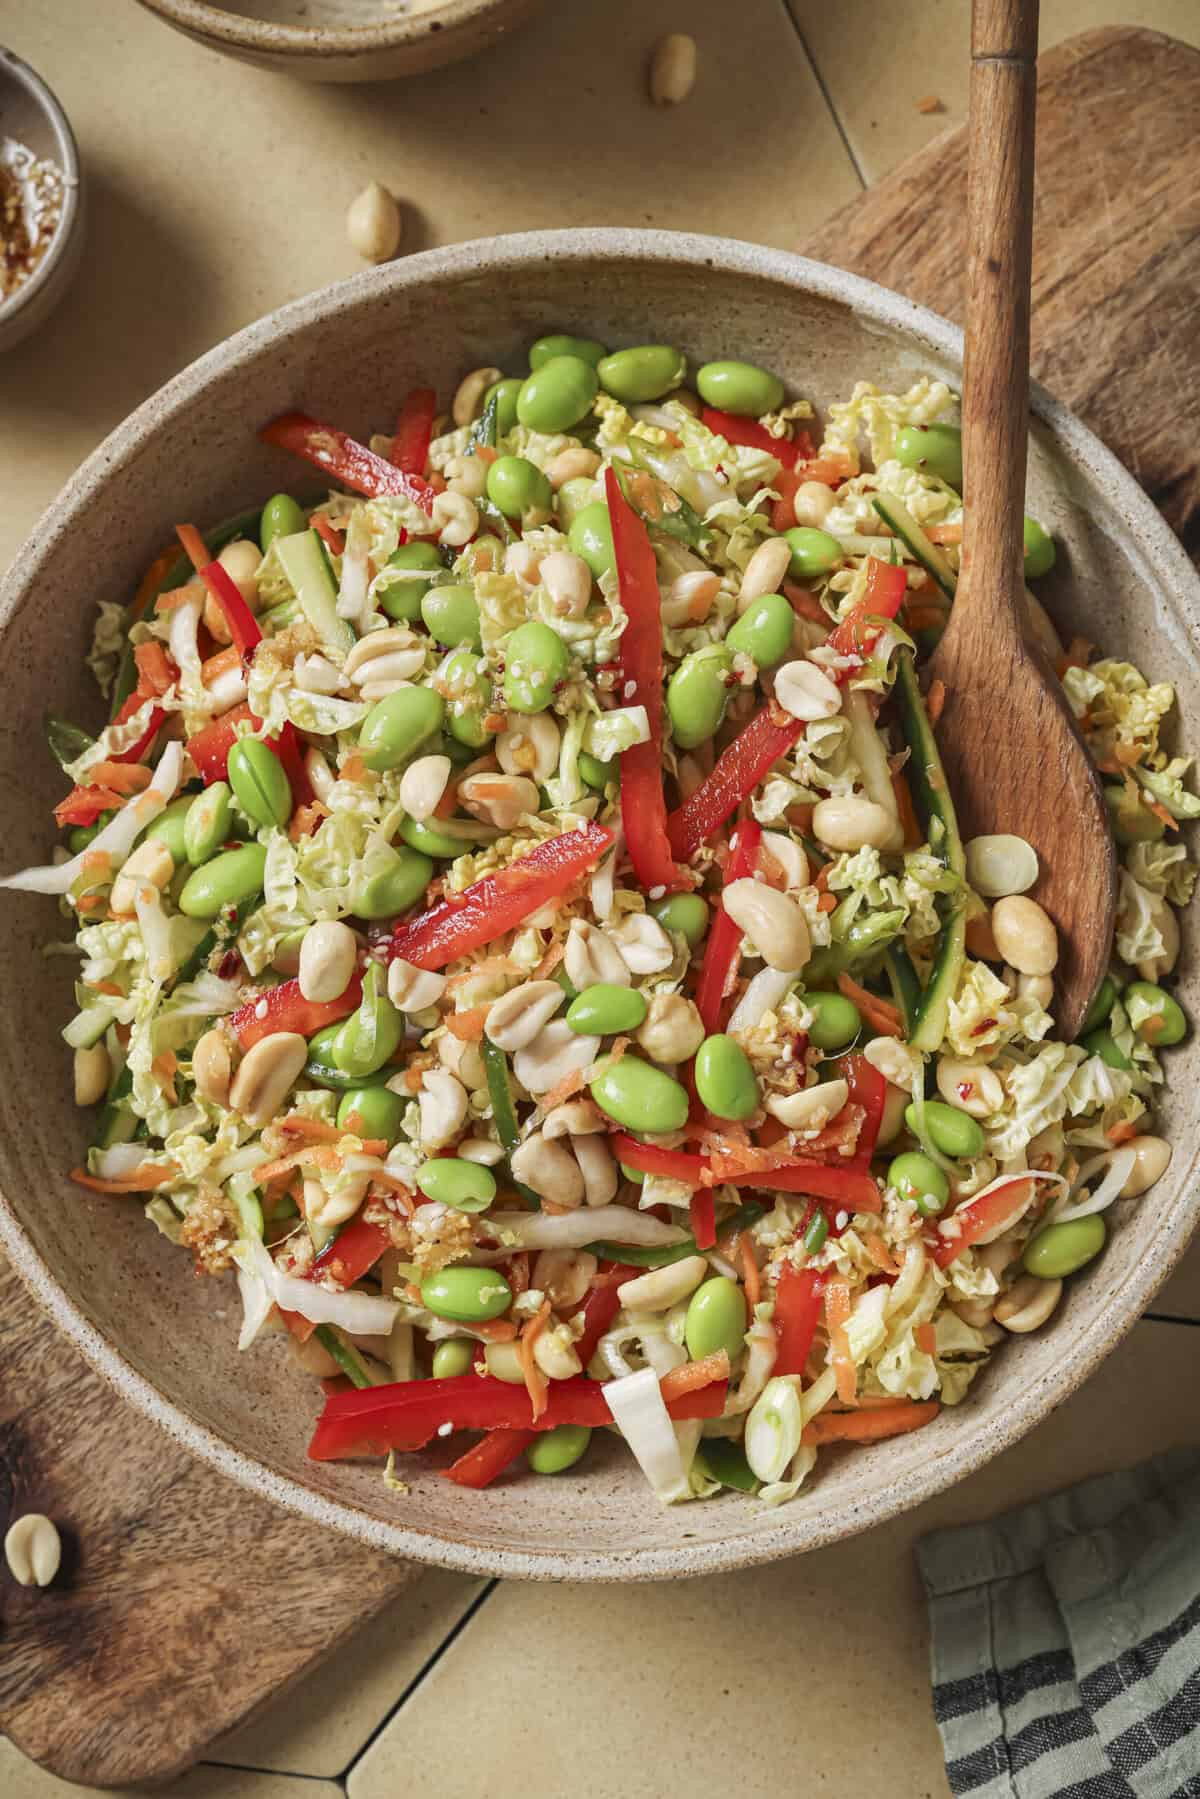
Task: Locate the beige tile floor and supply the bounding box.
[1,1,1198,1793]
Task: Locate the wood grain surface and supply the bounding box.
[1,22,1197,1791]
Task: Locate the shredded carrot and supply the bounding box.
[289,802,328,842]
[892,768,923,848]
[474,1317,519,1342]
[805,1400,939,1445]
[864,1234,900,1276]
[739,1236,761,1311]
[816,892,838,914]
[1106,1118,1138,1145]
[150,1050,178,1104]
[175,522,211,573]
[914,1321,937,1356]
[825,1278,857,1405]
[201,644,241,684]
[252,1144,342,1184]
[660,1350,730,1401]
[153,579,205,614]
[530,939,565,981]
[757,843,789,890]
[445,1005,491,1042]
[837,972,903,1038]
[367,1170,417,1209]
[1056,636,1093,677]
[70,1163,178,1194]
[926,678,946,726]
[518,1298,552,1421]
[1147,798,1178,831]
[134,641,176,696]
[537,1065,589,1113]
[445,955,519,992]
[92,979,125,998]
[85,761,153,794]
[131,545,184,620]
[339,754,368,784]
[277,1114,385,1151]
[924,522,963,545]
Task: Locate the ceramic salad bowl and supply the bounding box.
[0,230,1196,1580]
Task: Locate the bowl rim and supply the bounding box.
[2,227,1197,1580]
[134,0,515,57]
[0,47,83,326]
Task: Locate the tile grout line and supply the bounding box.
[198,1759,336,1787]
[336,1577,502,1784]
[1142,1311,1200,1329]
[774,0,868,192]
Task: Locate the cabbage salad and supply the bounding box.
[6,337,1192,1505]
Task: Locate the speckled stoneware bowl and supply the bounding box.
[1,230,1196,1580]
[133,0,544,82]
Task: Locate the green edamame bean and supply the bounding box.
[684,1276,747,1364]
[1023,1214,1106,1280]
[382,541,444,623]
[555,477,597,532]
[516,355,599,434]
[439,649,493,749]
[415,1157,497,1212]
[567,502,615,580]
[337,1085,406,1146]
[620,1161,645,1185]
[304,1022,392,1090]
[694,1033,758,1121]
[725,592,795,668]
[398,814,475,860]
[590,1054,690,1134]
[1081,1027,1132,1071]
[431,1339,475,1379]
[68,817,108,854]
[421,582,481,649]
[353,845,433,919]
[888,1150,950,1216]
[227,738,292,831]
[1123,980,1188,1048]
[421,1265,513,1323]
[502,620,569,714]
[895,423,963,489]
[1023,516,1056,579]
[784,527,843,580]
[651,892,709,947]
[484,377,523,437]
[566,984,648,1036]
[803,1210,829,1255]
[1079,975,1118,1037]
[667,645,731,749]
[696,359,784,417]
[578,751,614,791]
[178,841,268,919]
[527,1422,592,1474]
[332,964,403,1078]
[596,345,686,405]
[905,1099,985,1159]
[803,991,861,1052]
[183,782,233,866]
[1104,783,1165,846]
[486,455,553,520]
[143,796,191,865]
[360,686,445,771]
[260,493,307,552]
[529,334,607,372]
[695,1438,757,1492]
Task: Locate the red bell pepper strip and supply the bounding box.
[443,1427,537,1489]
[260,411,436,512]
[930,1177,1036,1269]
[689,1188,716,1252]
[185,702,256,784]
[770,466,802,533]
[54,785,124,828]
[572,1267,639,1367]
[773,1265,827,1376]
[389,822,614,970]
[701,408,814,470]
[308,1366,728,1462]
[609,1136,709,1184]
[106,686,169,766]
[605,467,682,895]
[176,523,263,661]
[694,819,762,1032]
[391,387,437,476]
[843,1054,887,1166]
[311,513,345,557]
[666,558,909,862]
[311,1216,390,1287]
[230,972,363,1051]
[725,1161,880,1212]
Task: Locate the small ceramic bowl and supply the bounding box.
[0,48,83,352]
[133,0,545,82]
[1,231,1197,1581]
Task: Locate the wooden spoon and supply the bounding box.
[925,0,1115,1038]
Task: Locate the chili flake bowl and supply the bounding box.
[0,230,1197,1579]
[0,47,83,352]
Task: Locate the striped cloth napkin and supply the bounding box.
[917,1446,1200,1798]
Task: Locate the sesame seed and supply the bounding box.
[254,999,268,1020]
[623,680,637,700]
[437,1421,453,1438]
[834,1210,849,1230]
[648,885,666,900]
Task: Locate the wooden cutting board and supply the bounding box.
[2,24,1197,1789]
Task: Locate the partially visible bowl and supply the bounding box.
[133,0,545,82]
[0,48,83,352]
[1,230,1197,1580]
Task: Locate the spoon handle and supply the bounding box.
[961,0,1040,639]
